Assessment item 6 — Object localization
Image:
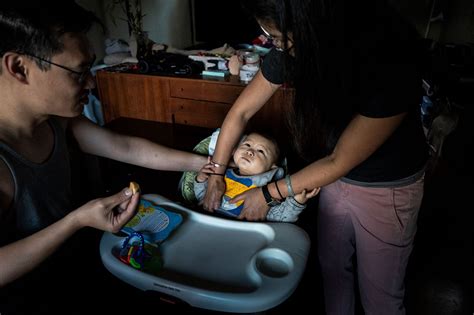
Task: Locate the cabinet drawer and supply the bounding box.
[169,79,243,104]
[169,98,231,129]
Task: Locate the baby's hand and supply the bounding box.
[196,156,218,183]
[294,187,321,204]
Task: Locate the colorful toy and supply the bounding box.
[119,231,162,274]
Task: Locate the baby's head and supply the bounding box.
[233,132,280,176]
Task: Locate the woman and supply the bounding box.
[203,0,428,314]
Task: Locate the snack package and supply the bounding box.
[122,199,183,244]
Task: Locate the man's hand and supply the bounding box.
[74,187,140,233]
[234,187,270,221]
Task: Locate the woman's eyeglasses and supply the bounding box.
[259,25,285,52]
[24,53,96,84]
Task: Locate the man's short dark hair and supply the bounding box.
[0,1,101,69]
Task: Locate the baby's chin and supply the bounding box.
[237,165,264,176]
[235,163,250,175]
[236,159,265,176]
[238,168,254,176]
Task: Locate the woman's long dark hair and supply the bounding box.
[240,0,418,161]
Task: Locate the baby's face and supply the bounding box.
[233,133,278,176]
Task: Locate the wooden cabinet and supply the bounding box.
[96,70,293,140]
[96,72,170,123]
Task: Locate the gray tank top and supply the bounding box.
[0,117,72,241]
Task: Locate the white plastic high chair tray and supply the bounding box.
[100,194,310,313]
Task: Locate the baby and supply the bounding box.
[194,131,319,222]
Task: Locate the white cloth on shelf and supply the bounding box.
[103,52,137,65]
[105,38,130,55]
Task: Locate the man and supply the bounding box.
[0,2,206,312]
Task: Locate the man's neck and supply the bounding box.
[0,93,46,143]
[0,98,54,164]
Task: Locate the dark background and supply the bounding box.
[192,0,261,47]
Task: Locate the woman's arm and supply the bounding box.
[203,71,281,211]
[235,113,406,220]
[68,116,207,172]
[285,113,407,193]
[211,71,281,165]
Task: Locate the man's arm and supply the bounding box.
[0,208,81,286]
[0,188,138,287]
[68,116,207,172]
[1,156,138,287]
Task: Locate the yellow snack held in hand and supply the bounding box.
[129,181,140,194]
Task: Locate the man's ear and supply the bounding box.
[2,53,29,83]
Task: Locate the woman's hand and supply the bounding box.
[74,187,140,233]
[202,175,226,212]
[234,187,269,221]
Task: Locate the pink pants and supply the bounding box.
[317,176,424,315]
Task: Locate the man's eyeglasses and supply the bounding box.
[24,53,96,84]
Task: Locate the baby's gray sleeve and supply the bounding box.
[266,197,306,222]
[193,179,208,202]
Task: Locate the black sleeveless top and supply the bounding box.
[0,117,72,244]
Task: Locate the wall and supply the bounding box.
[142,0,192,48]
[77,0,108,62]
[439,0,474,43]
[81,0,473,62]
[102,0,192,48]
[79,0,193,61]
[391,0,474,43]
